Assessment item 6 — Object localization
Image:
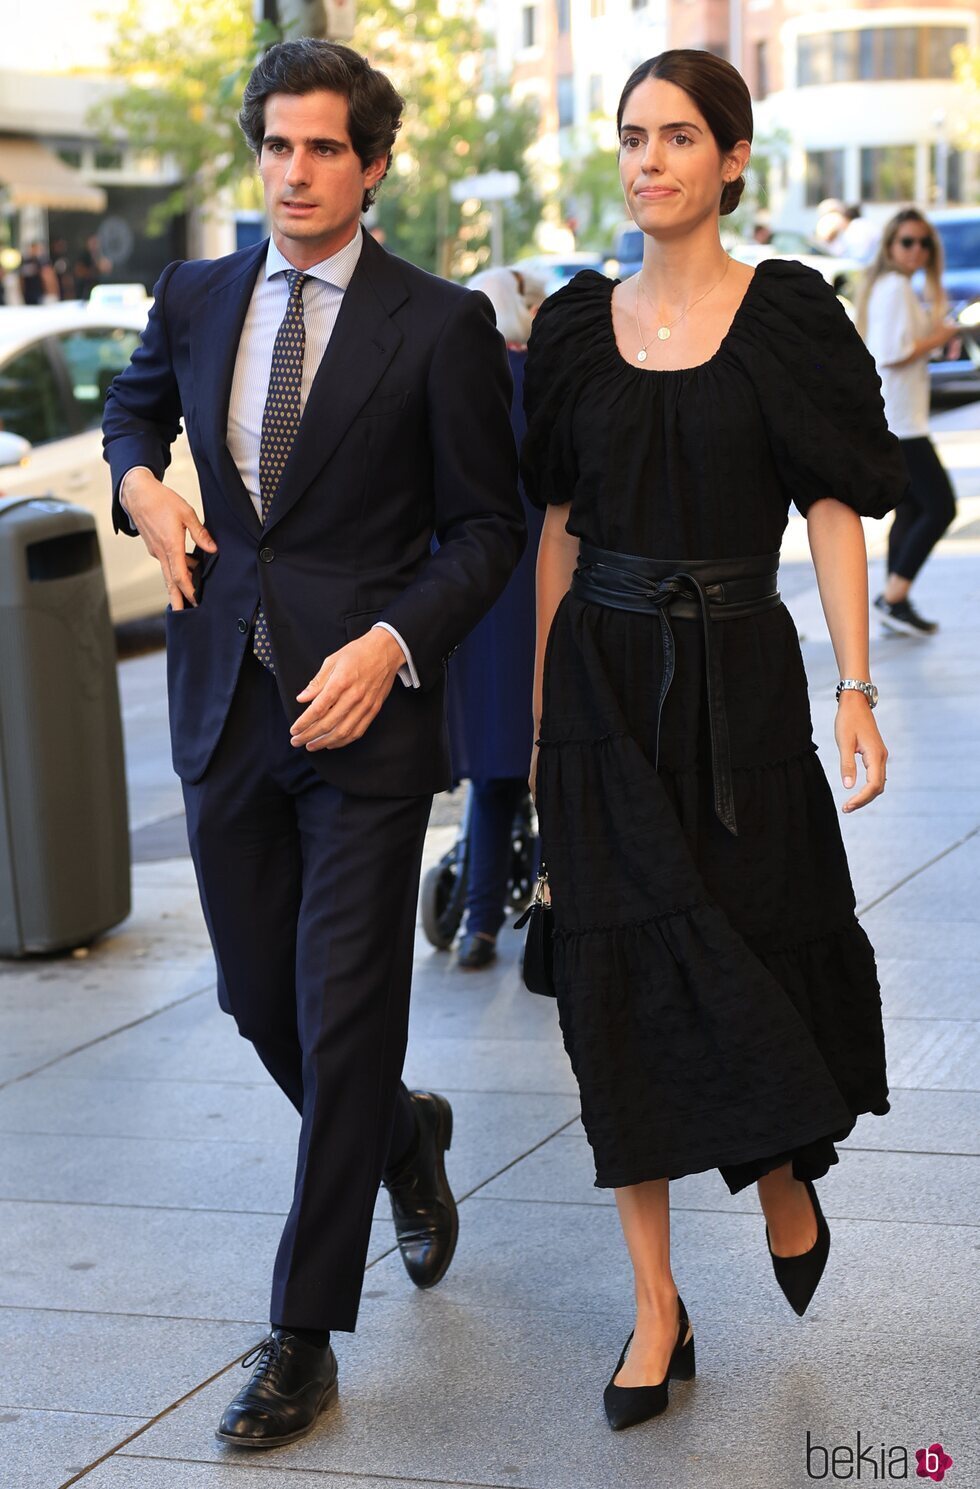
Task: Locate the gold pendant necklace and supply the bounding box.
[633,258,731,363]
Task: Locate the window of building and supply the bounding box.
[94,147,124,171]
[521,4,537,48]
[798,34,832,87]
[631,0,648,11]
[800,24,969,86]
[860,145,916,202]
[755,40,769,99]
[558,73,575,128]
[589,73,603,114]
[805,149,845,208]
[556,0,570,35]
[56,146,83,169]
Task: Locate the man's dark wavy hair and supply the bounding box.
[239,39,404,212]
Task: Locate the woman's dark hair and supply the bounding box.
[616,49,753,217]
[239,40,404,211]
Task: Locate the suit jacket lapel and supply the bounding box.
[264,236,407,532]
[190,240,267,538]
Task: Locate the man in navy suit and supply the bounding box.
[103,39,523,1448]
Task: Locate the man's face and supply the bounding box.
[258,90,387,268]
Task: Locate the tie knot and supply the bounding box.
[286,269,308,299]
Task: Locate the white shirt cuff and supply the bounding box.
[372,621,420,689]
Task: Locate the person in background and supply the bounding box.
[752,220,773,246]
[836,205,879,266]
[857,208,958,636]
[50,239,76,300]
[19,242,49,305]
[75,233,112,300]
[446,265,547,970]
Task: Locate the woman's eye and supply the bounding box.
[621,135,641,150]
[670,133,693,147]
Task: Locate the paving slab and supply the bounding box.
[83,1463,486,1489]
[0,1308,255,1418]
[877,958,980,1020]
[883,1015,980,1089]
[0,1406,145,1489]
[0,1199,403,1322]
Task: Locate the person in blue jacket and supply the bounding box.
[447,266,546,968]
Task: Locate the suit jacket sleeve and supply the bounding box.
[377,290,526,692]
[102,261,185,534]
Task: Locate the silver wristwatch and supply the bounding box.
[836,679,878,709]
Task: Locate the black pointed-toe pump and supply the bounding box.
[767,1176,831,1316]
[603,1294,695,1431]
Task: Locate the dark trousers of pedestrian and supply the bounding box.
[888,436,957,582]
[182,651,431,1332]
[464,776,533,938]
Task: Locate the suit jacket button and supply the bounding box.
[237,618,248,634]
[259,546,274,563]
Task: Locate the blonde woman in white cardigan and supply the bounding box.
[857,208,958,635]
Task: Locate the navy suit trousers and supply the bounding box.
[182,651,431,1331]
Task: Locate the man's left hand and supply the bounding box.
[291,629,404,751]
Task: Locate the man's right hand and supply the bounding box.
[121,468,216,610]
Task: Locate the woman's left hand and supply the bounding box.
[836,692,888,812]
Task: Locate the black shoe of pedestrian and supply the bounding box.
[874,594,939,636]
[766,1177,831,1317]
[383,1090,458,1289]
[215,1330,338,1448]
[457,933,497,970]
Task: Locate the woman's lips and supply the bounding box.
[637,188,678,199]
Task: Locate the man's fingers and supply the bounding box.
[165,576,186,612]
[185,507,217,552]
[166,550,197,607]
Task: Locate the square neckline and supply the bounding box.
[605,259,766,377]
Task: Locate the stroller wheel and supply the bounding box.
[421,860,466,949]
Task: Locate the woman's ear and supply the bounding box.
[724,140,752,182]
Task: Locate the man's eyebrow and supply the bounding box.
[262,134,350,149]
[619,120,705,135]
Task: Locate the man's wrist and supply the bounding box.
[120,465,155,511]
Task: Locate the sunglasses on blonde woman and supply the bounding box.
[897,235,931,250]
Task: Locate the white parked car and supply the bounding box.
[0,301,199,624]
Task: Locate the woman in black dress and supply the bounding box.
[523,50,904,1431]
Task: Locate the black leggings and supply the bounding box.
[888,436,956,582]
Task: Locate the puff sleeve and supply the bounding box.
[732,260,908,520]
[519,280,587,510]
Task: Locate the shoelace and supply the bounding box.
[240,1333,285,1384]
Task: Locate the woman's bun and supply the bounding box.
[720,175,745,216]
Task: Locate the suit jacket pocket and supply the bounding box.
[354,390,409,419]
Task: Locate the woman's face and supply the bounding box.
[888,220,934,277]
[618,77,748,239]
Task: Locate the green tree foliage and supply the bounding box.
[91,0,271,233]
[355,0,541,275]
[952,44,980,152]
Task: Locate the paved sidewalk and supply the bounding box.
[1,413,978,1488]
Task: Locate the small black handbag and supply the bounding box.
[514,865,554,997]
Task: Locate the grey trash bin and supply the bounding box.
[0,497,130,955]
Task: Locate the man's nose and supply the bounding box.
[285,150,312,186]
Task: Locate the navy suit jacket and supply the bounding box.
[103,231,525,795]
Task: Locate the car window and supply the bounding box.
[57,326,141,431]
[0,342,72,447]
[935,221,980,273]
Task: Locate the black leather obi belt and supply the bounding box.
[570,544,782,837]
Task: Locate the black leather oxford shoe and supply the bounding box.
[383,1090,459,1289]
[215,1329,338,1448]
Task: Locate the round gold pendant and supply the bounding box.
[657,326,671,341]
[636,348,647,362]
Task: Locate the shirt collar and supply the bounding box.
[264,227,364,291]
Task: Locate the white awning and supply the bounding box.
[0,136,107,213]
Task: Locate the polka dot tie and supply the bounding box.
[252,269,308,672]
